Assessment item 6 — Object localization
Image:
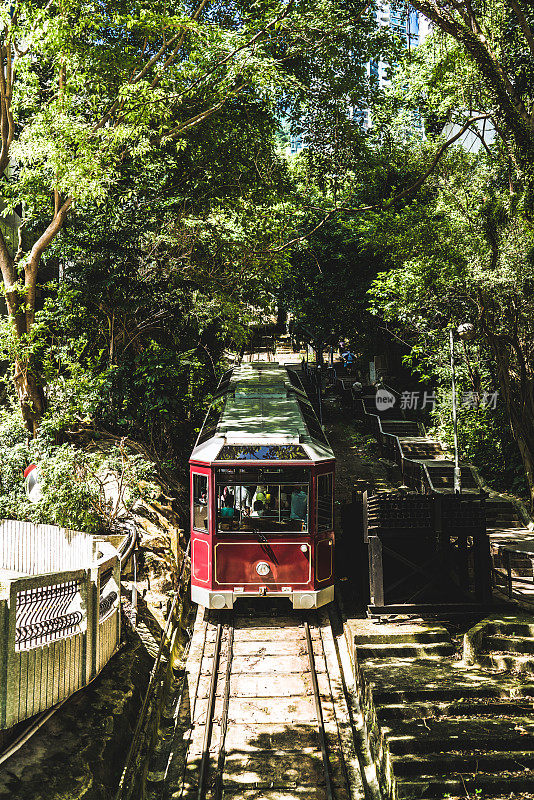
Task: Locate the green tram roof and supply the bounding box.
[190,362,335,465]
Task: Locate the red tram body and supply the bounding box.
[190,362,336,610]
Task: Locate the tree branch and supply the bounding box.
[510,0,534,60]
[163,84,247,139]
[149,0,211,90]
[379,114,491,208]
[266,115,491,254]
[411,0,534,153]
[28,198,73,268]
[94,0,212,132]
[112,1,293,130]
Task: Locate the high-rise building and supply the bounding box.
[371,2,420,91]
[358,2,424,134]
[288,3,425,154]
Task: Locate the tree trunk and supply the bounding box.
[13,359,45,435]
[0,239,47,433]
[0,199,73,434]
[486,329,534,509]
[510,417,534,509]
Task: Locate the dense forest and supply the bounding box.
[0,0,533,524]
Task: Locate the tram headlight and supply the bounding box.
[256,561,271,576]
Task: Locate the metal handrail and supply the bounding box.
[116,518,137,564]
[358,391,486,495]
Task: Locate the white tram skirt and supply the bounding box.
[191,584,335,610]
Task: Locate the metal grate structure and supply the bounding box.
[364,491,491,614]
[0,522,121,730]
[15,580,83,651]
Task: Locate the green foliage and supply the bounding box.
[428,392,527,495]
[278,216,382,354]
[0,404,159,531]
[363,143,534,495]
[4,0,533,511]
[34,447,110,533]
[0,409,34,522]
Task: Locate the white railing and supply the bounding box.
[0,522,121,730]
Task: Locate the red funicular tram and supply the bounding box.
[190,362,336,610]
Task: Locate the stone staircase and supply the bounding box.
[361,398,405,420]
[354,616,534,800]
[357,388,483,494]
[354,623,455,661]
[465,616,534,676]
[423,461,481,492]
[378,422,425,437]
[486,499,525,530]
[398,438,446,460]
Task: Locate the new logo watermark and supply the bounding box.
[375,388,396,411]
[375,390,499,411]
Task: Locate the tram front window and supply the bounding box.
[216,468,309,533]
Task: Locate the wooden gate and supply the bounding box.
[363,492,491,615]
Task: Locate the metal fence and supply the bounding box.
[0,521,121,730]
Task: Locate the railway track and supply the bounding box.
[153,602,366,800]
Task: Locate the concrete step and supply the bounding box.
[488,516,523,525]
[485,633,534,656]
[424,463,479,489]
[374,682,534,705]
[478,652,534,675]
[356,642,455,660]
[362,401,404,419]
[353,625,452,646]
[491,553,533,575]
[487,505,517,512]
[398,439,444,455]
[488,524,525,532]
[487,620,534,637]
[396,772,534,799]
[393,749,534,777]
[378,698,534,722]
[385,716,534,755]
[486,500,520,513]
[380,422,422,436]
[400,446,445,460]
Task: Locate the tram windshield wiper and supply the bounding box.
[254,529,279,565]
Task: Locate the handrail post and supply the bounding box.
[87,566,98,681]
[450,328,461,494]
[0,597,8,728]
[506,549,513,599]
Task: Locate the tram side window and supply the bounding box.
[317,473,333,531]
[192,474,209,530]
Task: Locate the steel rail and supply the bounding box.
[304,618,334,800]
[213,617,234,800]
[197,619,223,800]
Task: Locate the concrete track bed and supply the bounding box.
[149,603,367,800]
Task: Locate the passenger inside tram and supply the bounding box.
[216,477,309,532]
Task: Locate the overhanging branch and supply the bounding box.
[267,114,491,254]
